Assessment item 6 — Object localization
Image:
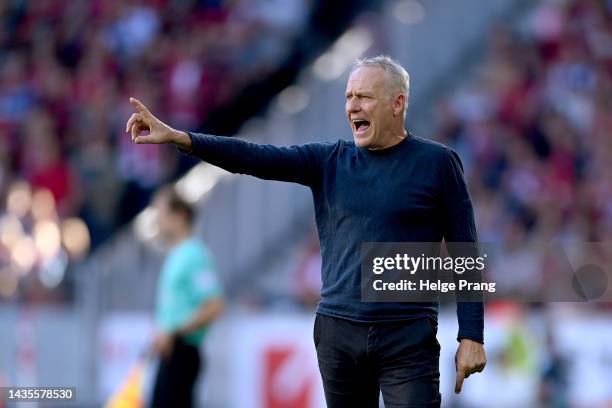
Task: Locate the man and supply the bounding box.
[150,186,224,408]
[127,55,486,407]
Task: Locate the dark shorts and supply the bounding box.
[314,313,441,408]
[151,337,201,408]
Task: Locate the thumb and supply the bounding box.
[134,134,158,144]
[129,97,153,118]
[455,368,465,394]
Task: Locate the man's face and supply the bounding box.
[154,195,176,242]
[345,66,399,149]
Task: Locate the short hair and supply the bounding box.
[156,185,195,225]
[352,55,410,114]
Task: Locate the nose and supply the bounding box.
[346,97,361,115]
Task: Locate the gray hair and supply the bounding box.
[352,55,410,114]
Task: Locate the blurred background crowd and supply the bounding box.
[433,0,612,306]
[1,0,612,407]
[0,0,310,302]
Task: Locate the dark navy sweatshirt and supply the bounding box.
[185,132,484,343]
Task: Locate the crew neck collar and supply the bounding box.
[361,132,412,156]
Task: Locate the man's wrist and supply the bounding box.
[171,130,193,152]
[458,336,484,345]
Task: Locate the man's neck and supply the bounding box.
[169,229,192,248]
[368,128,408,151]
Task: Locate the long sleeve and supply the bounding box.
[438,148,484,343]
[184,132,334,187]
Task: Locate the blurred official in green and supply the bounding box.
[150,186,223,408]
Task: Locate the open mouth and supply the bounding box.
[352,119,371,134]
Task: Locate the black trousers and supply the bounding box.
[314,313,441,408]
[151,337,201,408]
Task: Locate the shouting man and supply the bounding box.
[127,55,486,408]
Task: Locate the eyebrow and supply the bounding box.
[345,91,373,98]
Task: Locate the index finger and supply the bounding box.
[455,368,465,394]
[129,97,152,117]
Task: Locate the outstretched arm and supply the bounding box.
[126,97,330,186]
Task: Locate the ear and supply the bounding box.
[393,94,405,117]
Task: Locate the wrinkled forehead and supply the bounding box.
[346,66,389,94]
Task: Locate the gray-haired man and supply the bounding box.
[127,55,486,407]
